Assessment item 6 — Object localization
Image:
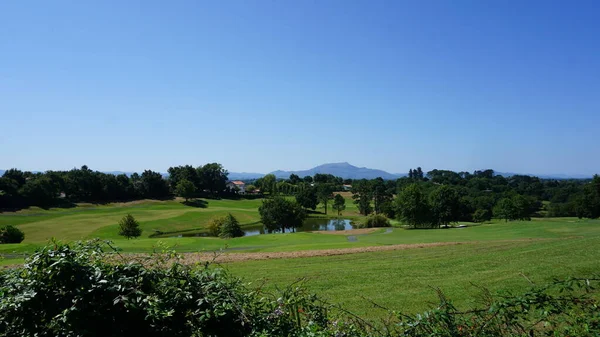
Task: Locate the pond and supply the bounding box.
[242,218,355,236]
[158,218,355,238]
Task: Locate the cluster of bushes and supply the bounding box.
[0,225,24,244]
[207,213,245,238]
[0,241,598,336]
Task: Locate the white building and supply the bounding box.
[227,180,246,193]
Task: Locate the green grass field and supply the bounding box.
[1,198,599,319]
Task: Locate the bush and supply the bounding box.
[118,214,142,239]
[0,225,24,244]
[219,213,244,238]
[358,214,391,228]
[0,241,598,337]
[0,240,361,337]
[207,216,226,236]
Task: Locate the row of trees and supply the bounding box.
[0,163,231,209]
[347,170,600,223]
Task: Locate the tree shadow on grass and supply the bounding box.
[182,199,208,208]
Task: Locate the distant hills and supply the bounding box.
[269,162,402,180]
[0,166,593,181]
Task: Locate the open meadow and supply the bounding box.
[1,198,599,320]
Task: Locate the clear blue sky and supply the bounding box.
[1,0,599,175]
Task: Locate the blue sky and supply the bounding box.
[1,0,599,175]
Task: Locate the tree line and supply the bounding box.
[0,163,231,209]
[346,168,600,226]
[270,168,600,225]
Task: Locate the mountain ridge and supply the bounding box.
[269,162,402,180]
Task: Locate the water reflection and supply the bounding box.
[242,218,354,236]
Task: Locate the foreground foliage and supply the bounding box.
[0,241,598,336]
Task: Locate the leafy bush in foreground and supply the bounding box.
[0,225,24,244]
[0,240,598,337]
[0,240,358,337]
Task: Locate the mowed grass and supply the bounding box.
[1,197,598,319]
[225,234,600,319]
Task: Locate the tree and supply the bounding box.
[372,177,393,215]
[260,174,277,195]
[288,174,301,185]
[118,214,142,239]
[295,187,318,210]
[19,175,60,206]
[416,167,424,180]
[351,179,373,215]
[303,176,313,184]
[472,209,492,223]
[494,195,532,222]
[219,213,245,238]
[139,170,170,199]
[408,169,414,180]
[245,184,257,193]
[332,194,346,216]
[258,197,306,233]
[197,163,228,196]
[0,225,25,244]
[429,185,461,228]
[316,183,334,214]
[395,184,430,228]
[175,179,196,201]
[574,175,600,219]
[493,198,517,222]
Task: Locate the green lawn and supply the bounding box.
[226,234,600,319]
[1,198,599,319]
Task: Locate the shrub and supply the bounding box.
[219,213,244,238]
[0,225,24,244]
[207,216,226,236]
[359,214,391,228]
[0,240,361,337]
[118,214,142,239]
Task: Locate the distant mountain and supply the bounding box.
[227,172,265,180]
[270,162,401,180]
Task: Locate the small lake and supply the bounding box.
[159,218,355,238]
[243,218,355,236]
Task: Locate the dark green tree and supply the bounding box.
[259,174,277,195]
[574,175,600,219]
[288,174,301,185]
[316,183,334,214]
[395,184,431,228]
[175,179,196,201]
[351,179,373,215]
[494,197,517,222]
[295,187,318,210]
[118,214,142,239]
[332,194,346,216]
[372,177,393,215]
[197,163,228,196]
[258,197,306,233]
[219,213,244,238]
[429,185,461,228]
[139,170,170,199]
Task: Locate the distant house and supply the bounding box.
[227,180,246,193]
[343,184,352,191]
